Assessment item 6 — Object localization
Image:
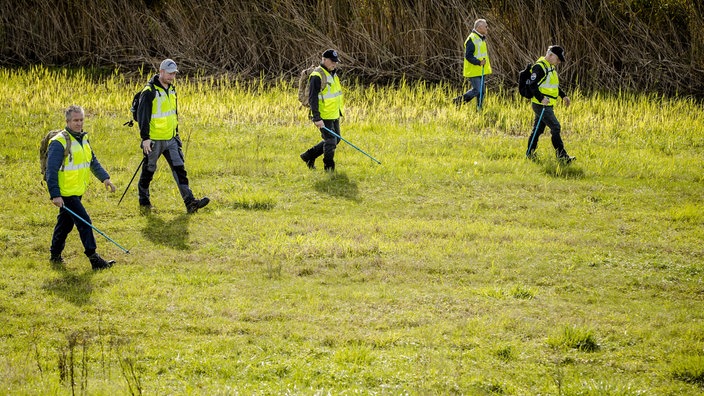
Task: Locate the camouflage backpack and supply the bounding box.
[39,129,72,178]
[297,65,327,108]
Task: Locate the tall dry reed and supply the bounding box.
[1,0,702,96]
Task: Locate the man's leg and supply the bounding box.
[301,141,325,169]
[62,196,97,257]
[50,200,75,261]
[162,137,209,212]
[321,119,340,171]
[540,107,570,158]
[527,103,548,156]
[138,146,162,207]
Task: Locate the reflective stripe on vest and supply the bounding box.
[463,32,492,77]
[310,69,343,120]
[52,131,93,197]
[148,84,178,140]
[532,58,560,106]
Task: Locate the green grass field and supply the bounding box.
[0,67,703,394]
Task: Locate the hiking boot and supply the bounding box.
[139,204,154,215]
[453,95,464,107]
[300,154,316,169]
[558,155,576,164]
[187,197,210,214]
[50,254,64,265]
[526,152,539,161]
[89,253,115,270]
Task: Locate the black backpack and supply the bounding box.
[518,63,534,99]
[124,82,154,127]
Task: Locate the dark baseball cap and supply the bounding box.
[548,45,566,62]
[322,49,340,63]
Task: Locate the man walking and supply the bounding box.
[46,105,117,270]
[300,49,344,172]
[454,19,492,108]
[136,59,210,213]
[526,45,576,163]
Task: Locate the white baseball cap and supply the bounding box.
[160,59,178,73]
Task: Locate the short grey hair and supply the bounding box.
[65,105,84,121]
[474,19,487,29]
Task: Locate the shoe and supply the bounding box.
[300,154,315,169]
[187,197,210,213]
[89,253,115,270]
[139,204,153,215]
[526,152,539,161]
[453,96,464,107]
[558,155,576,164]
[50,254,64,264]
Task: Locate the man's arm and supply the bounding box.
[137,87,154,141]
[89,149,116,192]
[89,147,110,182]
[45,141,65,199]
[529,65,547,101]
[465,38,481,65]
[308,74,322,121]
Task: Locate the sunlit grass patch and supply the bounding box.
[669,203,703,224]
[671,356,704,385]
[548,325,600,352]
[231,194,276,211]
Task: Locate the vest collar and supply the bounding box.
[65,127,86,141]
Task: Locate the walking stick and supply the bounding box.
[478,63,485,111]
[62,206,130,253]
[118,157,145,206]
[322,127,381,165]
[526,106,546,157]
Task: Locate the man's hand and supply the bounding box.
[142,139,152,155]
[314,120,324,129]
[51,197,64,208]
[541,97,550,106]
[563,96,571,108]
[104,179,116,193]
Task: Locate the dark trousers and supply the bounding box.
[50,195,96,257]
[526,103,568,157]
[301,119,341,171]
[138,137,195,207]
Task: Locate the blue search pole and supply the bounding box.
[477,63,485,111]
[322,127,381,165]
[61,206,130,254]
[526,106,546,157]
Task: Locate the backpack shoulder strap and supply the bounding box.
[60,129,73,163]
[313,66,328,87]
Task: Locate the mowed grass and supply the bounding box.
[0,67,703,394]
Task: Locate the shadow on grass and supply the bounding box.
[314,172,359,201]
[43,268,94,306]
[542,163,585,179]
[142,213,190,250]
[529,157,585,179]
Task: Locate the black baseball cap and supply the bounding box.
[548,45,566,62]
[322,49,340,63]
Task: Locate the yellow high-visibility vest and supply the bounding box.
[310,68,343,120]
[147,84,178,140]
[52,131,93,197]
[531,57,560,106]
[463,32,492,78]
